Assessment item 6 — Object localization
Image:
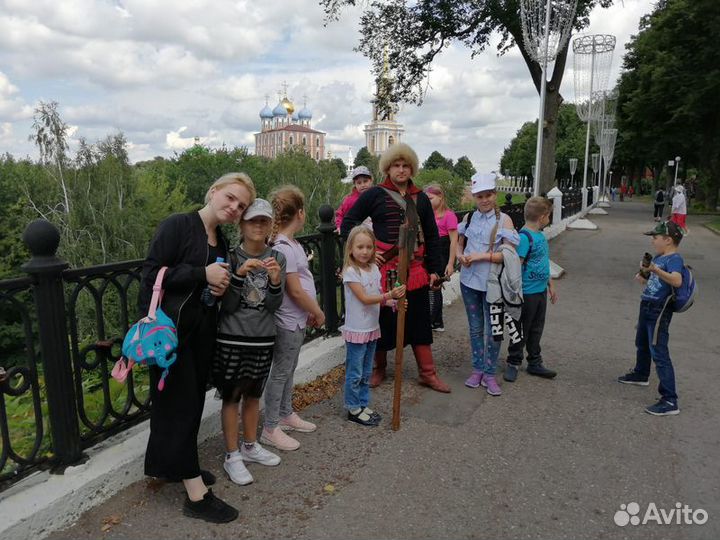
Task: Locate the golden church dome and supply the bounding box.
[281,97,295,115]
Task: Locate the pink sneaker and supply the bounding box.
[279,412,317,433]
[464,370,483,388]
[481,375,502,396]
[260,427,300,451]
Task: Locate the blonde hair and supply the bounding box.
[424,183,448,213]
[269,185,305,243]
[524,196,552,222]
[205,172,256,205]
[379,143,419,177]
[343,226,376,274]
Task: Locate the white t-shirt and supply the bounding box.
[672,192,687,215]
[342,265,382,333]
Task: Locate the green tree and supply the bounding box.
[321,0,614,194]
[414,168,466,211]
[422,150,454,171]
[616,0,720,208]
[500,104,596,185]
[353,146,380,180]
[453,156,476,181]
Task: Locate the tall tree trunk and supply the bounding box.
[539,89,562,195]
[516,32,571,196]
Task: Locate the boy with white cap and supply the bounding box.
[457,173,519,396]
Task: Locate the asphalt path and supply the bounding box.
[49,202,719,540]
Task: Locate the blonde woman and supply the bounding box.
[141,172,255,523]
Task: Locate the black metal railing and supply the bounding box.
[562,189,583,220]
[0,204,343,491]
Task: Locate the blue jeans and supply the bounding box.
[344,339,377,409]
[634,300,677,402]
[461,283,500,375]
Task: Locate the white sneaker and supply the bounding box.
[223,453,253,485]
[241,442,281,466]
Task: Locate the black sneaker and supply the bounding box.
[617,370,649,386]
[504,364,519,382]
[526,364,557,379]
[348,408,378,427]
[645,398,679,416]
[167,469,216,486]
[182,489,238,523]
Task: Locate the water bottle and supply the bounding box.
[201,257,225,307]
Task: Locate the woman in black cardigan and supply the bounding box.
[139,172,255,523]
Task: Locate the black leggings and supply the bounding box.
[654,204,664,218]
[144,309,217,481]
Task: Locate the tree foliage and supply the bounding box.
[453,156,476,181]
[353,146,381,179]
[616,0,720,208]
[422,150,454,171]
[414,167,467,212]
[500,103,594,183]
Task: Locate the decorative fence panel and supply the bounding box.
[0,205,343,492]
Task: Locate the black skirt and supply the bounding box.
[211,333,274,400]
[378,286,433,351]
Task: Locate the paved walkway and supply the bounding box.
[49,202,719,540]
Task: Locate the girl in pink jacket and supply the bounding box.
[335,166,374,230]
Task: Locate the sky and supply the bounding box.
[0,0,655,173]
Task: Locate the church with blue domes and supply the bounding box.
[255,90,326,161]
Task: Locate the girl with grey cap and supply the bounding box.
[212,198,287,486]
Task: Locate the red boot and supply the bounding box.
[369,350,387,388]
[412,345,451,393]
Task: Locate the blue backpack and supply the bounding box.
[673,264,697,313]
[111,267,178,391]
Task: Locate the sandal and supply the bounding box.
[348,408,379,427]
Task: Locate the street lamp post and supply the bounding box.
[673,156,681,186]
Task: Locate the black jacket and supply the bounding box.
[340,184,443,275]
[138,212,229,337]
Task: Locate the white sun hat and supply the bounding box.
[470,172,497,194]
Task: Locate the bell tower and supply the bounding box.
[364,47,404,156]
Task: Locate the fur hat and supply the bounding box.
[379,143,419,177]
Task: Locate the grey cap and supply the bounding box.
[243,198,273,220]
[351,166,372,180]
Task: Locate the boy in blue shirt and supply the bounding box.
[618,220,684,416]
[504,197,558,382]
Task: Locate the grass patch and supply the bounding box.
[705,218,720,234]
[2,368,150,479]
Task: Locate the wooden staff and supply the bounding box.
[391,223,411,431]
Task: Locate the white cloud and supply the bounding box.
[0,0,655,173]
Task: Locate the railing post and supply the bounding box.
[22,219,82,469]
[317,205,339,334]
[547,187,563,225]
